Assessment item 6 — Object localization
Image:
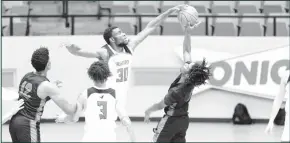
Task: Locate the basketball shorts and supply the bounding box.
[153,115,189,142]
[82,121,117,142]
[281,111,289,142]
[9,114,40,142]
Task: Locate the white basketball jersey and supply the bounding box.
[83,87,118,131]
[103,44,133,104]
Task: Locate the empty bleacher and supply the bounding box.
[2,1,289,36]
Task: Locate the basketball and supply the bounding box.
[177,5,201,28]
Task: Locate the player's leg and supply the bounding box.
[100,122,117,142]
[170,127,188,142]
[10,115,40,142]
[281,112,289,142]
[170,115,189,142]
[82,123,116,142]
[17,120,40,142]
[153,115,179,142]
[9,116,19,142]
[82,131,116,142]
[36,123,41,142]
[171,132,186,142]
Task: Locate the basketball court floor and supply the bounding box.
[2,121,284,142]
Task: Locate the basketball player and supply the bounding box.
[9,47,80,142]
[144,26,211,142]
[265,71,289,142]
[2,99,24,124]
[56,61,135,142]
[64,4,186,107]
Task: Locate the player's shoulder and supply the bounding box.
[38,81,51,89]
[106,88,116,98]
[38,81,59,94]
[23,72,33,77]
[96,46,109,58]
[20,72,35,81]
[98,45,108,52]
[87,87,116,98]
[36,81,55,98]
[22,72,49,82]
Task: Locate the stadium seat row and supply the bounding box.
[2,15,289,36]
[2,1,289,36]
[2,1,289,15]
[100,1,290,14]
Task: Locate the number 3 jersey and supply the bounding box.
[17,72,51,122]
[101,44,133,105]
[82,87,118,130]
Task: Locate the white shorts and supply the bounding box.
[82,122,117,142]
[82,131,116,142]
[281,112,289,142]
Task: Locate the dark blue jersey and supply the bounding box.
[17,72,51,122]
[163,74,193,116]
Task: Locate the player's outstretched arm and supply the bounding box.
[183,26,192,64]
[145,99,166,114]
[265,74,288,133]
[38,81,77,116]
[144,99,167,123]
[128,4,185,51]
[2,99,24,124]
[64,44,108,60]
[116,101,136,142]
[55,93,86,124]
[145,90,177,123]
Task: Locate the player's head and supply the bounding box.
[180,58,211,87]
[31,47,51,72]
[103,26,129,47]
[87,61,111,84]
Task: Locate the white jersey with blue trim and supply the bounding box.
[82,86,118,130]
[81,86,118,142]
[103,44,133,105]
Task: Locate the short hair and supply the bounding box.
[31,47,49,72]
[185,58,211,87]
[103,26,118,44]
[87,61,111,83]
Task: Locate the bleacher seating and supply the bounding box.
[2,1,289,36]
[212,14,239,36]
[265,13,290,36]
[141,17,161,35]
[135,1,160,14]
[239,14,266,36]
[68,1,99,15]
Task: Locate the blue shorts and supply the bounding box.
[9,114,40,142]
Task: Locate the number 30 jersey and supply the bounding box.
[83,87,118,126]
[101,44,133,105]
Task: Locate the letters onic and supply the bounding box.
[209,59,290,86]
